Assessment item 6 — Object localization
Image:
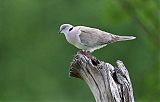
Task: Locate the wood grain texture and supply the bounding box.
[70,52,134,102]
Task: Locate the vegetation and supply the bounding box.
[0,0,159,102]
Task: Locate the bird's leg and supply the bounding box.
[79,50,85,54]
[85,51,92,58]
[80,50,91,58]
[86,50,91,55]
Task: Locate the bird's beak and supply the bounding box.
[59,30,62,34]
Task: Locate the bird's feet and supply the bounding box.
[80,50,91,58]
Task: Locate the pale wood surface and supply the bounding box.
[70,52,134,102]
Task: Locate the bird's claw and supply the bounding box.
[79,50,91,58]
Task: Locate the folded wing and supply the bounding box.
[77,26,112,47]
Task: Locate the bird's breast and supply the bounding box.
[65,32,78,44]
[65,31,87,49]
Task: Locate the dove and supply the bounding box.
[59,24,136,52]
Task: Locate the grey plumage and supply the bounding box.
[59,24,136,52]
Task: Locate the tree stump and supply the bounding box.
[69,52,134,102]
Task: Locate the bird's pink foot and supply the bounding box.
[80,50,91,58]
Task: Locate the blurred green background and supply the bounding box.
[0,0,159,102]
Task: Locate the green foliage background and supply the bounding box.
[0,0,159,102]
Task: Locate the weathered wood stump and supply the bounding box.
[70,52,134,102]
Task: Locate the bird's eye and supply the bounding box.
[69,27,73,31]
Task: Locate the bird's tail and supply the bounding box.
[113,35,136,42]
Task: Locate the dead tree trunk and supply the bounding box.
[70,52,134,102]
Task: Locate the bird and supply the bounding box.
[59,24,136,53]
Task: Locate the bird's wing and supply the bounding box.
[77,26,113,47]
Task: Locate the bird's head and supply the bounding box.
[59,24,74,34]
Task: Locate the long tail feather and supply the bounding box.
[114,35,136,41]
[112,34,136,42]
